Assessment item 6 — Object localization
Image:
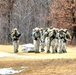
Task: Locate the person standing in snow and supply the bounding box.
[11,28,21,53]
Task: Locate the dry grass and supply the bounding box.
[0,58,76,75]
[0,45,76,59]
[0,45,76,75]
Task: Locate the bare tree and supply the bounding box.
[10,0,54,44]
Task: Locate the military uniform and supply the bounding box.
[50,28,59,53]
[32,27,40,53]
[40,28,45,52]
[11,28,21,53]
[58,29,67,53]
[62,29,71,53]
[44,29,50,53]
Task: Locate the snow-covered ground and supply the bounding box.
[0,52,40,59]
[0,66,28,75]
[0,52,28,75]
[0,52,17,58]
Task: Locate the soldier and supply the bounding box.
[49,28,59,53]
[62,29,71,53]
[40,28,45,52]
[44,28,50,53]
[58,29,67,53]
[32,27,40,53]
[64,29,71,41]
[11,28,21,53]
[58,28,71,53]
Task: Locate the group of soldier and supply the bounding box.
[32,27,71,53]
[11,27,71,54]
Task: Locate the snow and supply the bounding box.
[0,52,17,57]
[0,52,28,75]
[0,67,23,75]
[0,52,39,59]
[0,52,36,58]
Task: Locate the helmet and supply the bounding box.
[35,27,39,32]
[13,28,17,31]
[64,29,68,33]
[40,28,43,31]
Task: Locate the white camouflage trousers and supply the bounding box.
[58,39,67,53]
[45,37,50,53]
[51,39,58,53]
[34,40,40,53]
[12,40,19,53]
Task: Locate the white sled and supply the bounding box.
[22,43,35,52]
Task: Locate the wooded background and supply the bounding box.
[0,0,76,44]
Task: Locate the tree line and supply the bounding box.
[0,0,76,44]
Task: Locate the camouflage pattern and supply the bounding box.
[40,28,45,52]
[32,27,71,54]
[58,29,67,53]
[49,28,59,53]
[11,28,21,53]
[12,40,19,53]
[44,28,50,53]
[32,27,40,53]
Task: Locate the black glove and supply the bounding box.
[35,37,38,40]
[17,34,21,38]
